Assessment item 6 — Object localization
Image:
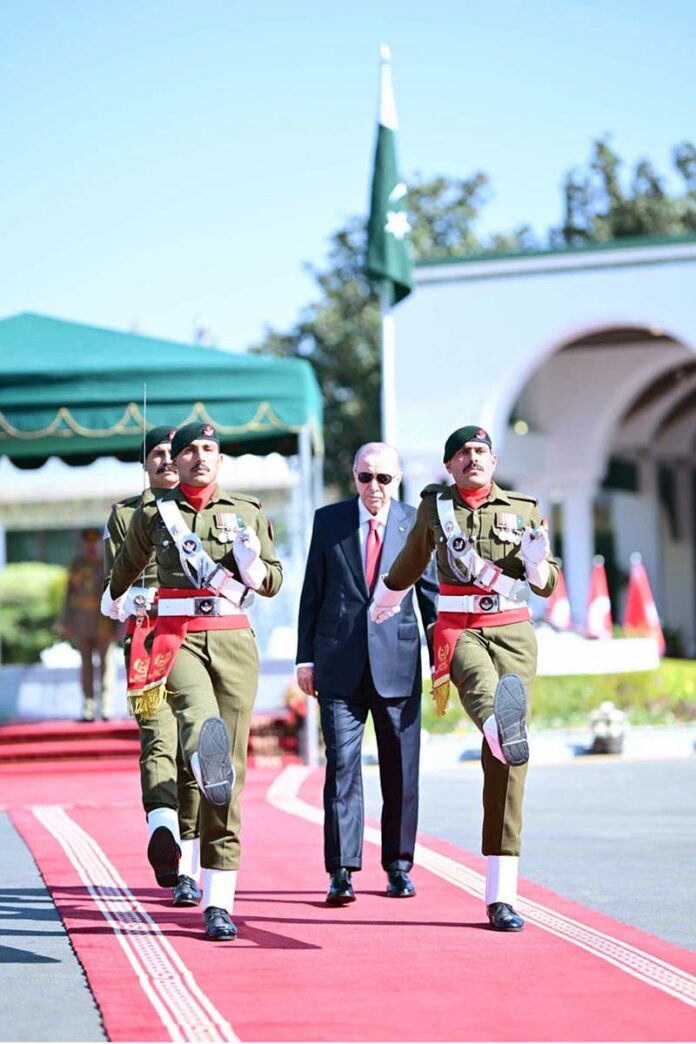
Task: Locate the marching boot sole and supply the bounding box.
[197,717,235,806]
[493,674,529,766]
[147,827,181,888]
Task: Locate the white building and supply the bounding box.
[394,236,696,654]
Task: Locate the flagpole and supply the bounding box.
[380,293,397,444]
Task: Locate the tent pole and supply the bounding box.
[299,425,320,769]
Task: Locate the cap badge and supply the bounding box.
[476,429,487,440]
[203,425,215,437]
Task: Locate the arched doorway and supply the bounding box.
[502,325,696,650]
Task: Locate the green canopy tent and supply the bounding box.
[0,313,323,467]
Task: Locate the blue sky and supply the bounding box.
[2,0,695,350]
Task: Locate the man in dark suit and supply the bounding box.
[296,442,438,905]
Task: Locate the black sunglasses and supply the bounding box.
[356,471,395,485]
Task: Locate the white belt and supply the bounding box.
[438,593,529,614]
[158,597,245,618]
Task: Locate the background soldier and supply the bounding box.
[104,425,202,908]
[61,528,116,722]
[104,422,282,941]
[371,426,558,932]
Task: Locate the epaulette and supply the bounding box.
[111,493,142,511]
[420,482,448,498]
[229,491,262,508]
[505,490,538,504]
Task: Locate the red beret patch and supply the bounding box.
[476,429,487,440]
[202,425,215,437]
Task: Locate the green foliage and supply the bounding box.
[419,658,696,733]
[0,562,67,664]
[553,137,696,246]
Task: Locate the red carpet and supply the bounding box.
[3,757,696,1042]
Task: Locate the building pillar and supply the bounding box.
[562,485,595,627]
[637,459,663,608]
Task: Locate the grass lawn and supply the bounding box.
[419,658,696,733]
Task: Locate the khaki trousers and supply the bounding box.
[77,639,116,718]
[449,621,537,857]
[125,635,200,839]
[166,627,259,870]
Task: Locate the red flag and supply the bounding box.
[585,556,613,639]
[544,568,572,630]
[623,553,666,655]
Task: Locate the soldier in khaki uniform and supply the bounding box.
[104,425,202,908]
[103,422,282,941]
[61,529,117,722]
[372,425,558,931]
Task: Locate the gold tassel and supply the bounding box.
[433,677,451,718]
[127,681,166,719]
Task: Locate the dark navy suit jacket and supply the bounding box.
[296,497,438,699]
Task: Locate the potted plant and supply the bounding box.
[588,700,627,754]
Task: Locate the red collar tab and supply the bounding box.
[179,481,218,512]
[457,483,492,509]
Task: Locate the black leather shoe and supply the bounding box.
[197,717,235,806]
[172,875,202,907]
[386,870,416,898]
[204,906,238,941]
[487,902,525,931]
[493,674,529,766]
[326,868,356,905]
[147,826,181,888]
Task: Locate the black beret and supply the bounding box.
[171,422,220,459]
[443,425,492,462]
[143,425,176,462]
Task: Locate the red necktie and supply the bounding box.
[365,517,383,593]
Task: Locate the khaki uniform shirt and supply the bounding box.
[104,489,158,589]
[110,485,282,599]
[387,481,558,598]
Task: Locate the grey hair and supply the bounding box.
[352,442,402,471]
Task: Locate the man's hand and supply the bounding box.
[521,523,550,565]
[296,665,317,699]
[233,527,266,589]
[100,586,129,622]
[369,575,408,624]
[521,521,551,588]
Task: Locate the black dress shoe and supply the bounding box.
[386,870,416,898]
[147,826,181,888]
[493,674,529,766]
[487,902,525,931]
[204,906,238,941]
[326,868,356,905]
[172,875,202,907]
[197,717,235,806]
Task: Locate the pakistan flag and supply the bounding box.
[366,47,413,306]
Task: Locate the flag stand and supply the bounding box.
[380,294,397,444]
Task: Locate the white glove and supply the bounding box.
[100,586,129,622]
[521,525,550,564]
[369,575,409,624]
[521,525,551,588]
[233,526,267,590]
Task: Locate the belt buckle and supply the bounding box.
[194,596,220,617]
[477,594,499,613]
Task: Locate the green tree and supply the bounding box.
[553,137,696,246]
[252,175,532,490]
